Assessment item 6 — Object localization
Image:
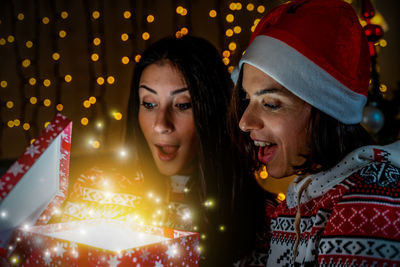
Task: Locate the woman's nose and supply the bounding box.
[239,105,263,132]
[154,108,174,134]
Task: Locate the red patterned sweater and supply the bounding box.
[245,142,400,266]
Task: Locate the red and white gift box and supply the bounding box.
[0,114,71,255]
[0,113,199,266]
[11,219,199,266]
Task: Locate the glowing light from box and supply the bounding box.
[119,149,127,157]
[277,193,286,201]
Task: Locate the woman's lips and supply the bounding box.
[258,145,277,164]
[156,144,179,161]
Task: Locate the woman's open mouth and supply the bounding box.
[155,144,179,161]
[255,141,277,164]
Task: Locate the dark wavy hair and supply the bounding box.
[127,36,267,264]
[229,68,376,175]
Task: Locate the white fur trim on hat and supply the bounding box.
[239,35,367,124]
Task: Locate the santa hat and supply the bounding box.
[236,0,370,124]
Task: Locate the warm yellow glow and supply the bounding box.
[379,39,387,47]
[225,29,233,37]
[260,170,268,179]
[209,10,217,18]
[43,99,51,107]
[81,117,89,126]
[14,119,20,126]
[42,17,50,24]
[226,14,234,23]
[257,5,266,13]
[23,123,30,130]
[379,84,387,93]
[254,18,261,26]
[114,112,122,120]
[56,104,63,111]
[61,11,69,19]
[92,11,100,19]
[0,38,6,45]
[147,15,155,23]
[222,58,229,65]
[0,80,7,88]
[43,79,51,87]
[277,193,286,201]
[30,97,37,104]
[121,33,129,41]
[222,50,230,58]
[92,140,100,149]
[7,121,14,128]
[59,30,67,38]
[44,122,50,128]
[63,74,72,83]
[236,3,242,10]
[201,234,206,240]
[251,25,256,32]
[25,40,33,48]
[142,32,150,40]
[135,54,141,63]
[229,3,236,10]
[17,13,24,20]
[181,8,187,16]
[89,96,97,104]
[22,59,31,68]
[175,31,182,39]
[181,27,188,35]
[83,100,91,108]
[107,76,115,84]
[97,77,105,85]
[93,37,101,46]
[30,139,35,144]
[52,52,60,61]
[233,26,242,34]
[219,225,226,231]
[91,53,99,61]
[121,56,130,64]
[6,101,14,109]
[123,11,131,19]
[29,77,36,85]
[228,66,234,74]
[176,6,184,14]
[228,42,237,51]
[7,35,14,43]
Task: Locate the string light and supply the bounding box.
[14,119,20,126]
[29,97,37,104]
[121,56,130,64]
[43,99,51,107]
[83,100,91,108]
[64,75,72,83]
[107,76,115,84]
[226,14,234,23]
[81,117,89,126]
[6,101,14,109]
[44,122,50,128]
[61,11,69,19]
[147,15,155,23]
[123,11,131,19]
[56,104,64,111]
[25,40,33,48]
[233,26,241,34]
[0,38,5,45]
[97,77,105,85]
[113,112,122,120]
[92,11,100,19]
[43,79,51,87]
[29,77,36,85]
[17,13,24,21]
[7,121,14,128]
[0,81,7,88]
[22,59,31,68]
[134,55,141,63]
[121,33,129,42]
[93,37,101,46]
[222,50,230,58]
[59,30,67,38]
[176,6,184,14]
[23,123,30,130]
[228,42,237,51]
[277,193,286,201]
[91,53,99,61]
[52,52,60,61]
[7,35,15,43]
[225,29,233,37]
[142,32,150,40]
[257,5,266,13]
[42,17,50,24]
[89,96,97,104]
[209,10,217,18]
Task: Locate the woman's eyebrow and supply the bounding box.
[139,84,189,96]
[139,84,157,94]
[255,88,280,96]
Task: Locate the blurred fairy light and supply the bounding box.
[119,149,127,157]
[93,37,101,46]
[123,11,131,19]
[25,40,33,48]
[277,193,286,202]
[209,10,217,18]
[61,11,69,19]
[92,11,100,19]
[226,14,234,23]
[81,117,89,126]
[52,52,60,61]
[59,30,67,38]
[42,17,50,24]
[147,15,155,23]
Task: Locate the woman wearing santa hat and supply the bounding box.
[230,0,400,265]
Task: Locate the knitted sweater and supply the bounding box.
[246,141,400,266]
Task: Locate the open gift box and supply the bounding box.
[0,114,199,266]
[10,219,199,266]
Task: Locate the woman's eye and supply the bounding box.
[175,103,192,111]
[141,101,156,110]
[264,103,279,110]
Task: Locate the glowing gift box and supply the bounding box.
[11,219,199,266]
[0,114,71,256]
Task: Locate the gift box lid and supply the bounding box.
[0,114,72,249]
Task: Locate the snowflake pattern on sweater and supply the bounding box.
[262,142,400,267]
